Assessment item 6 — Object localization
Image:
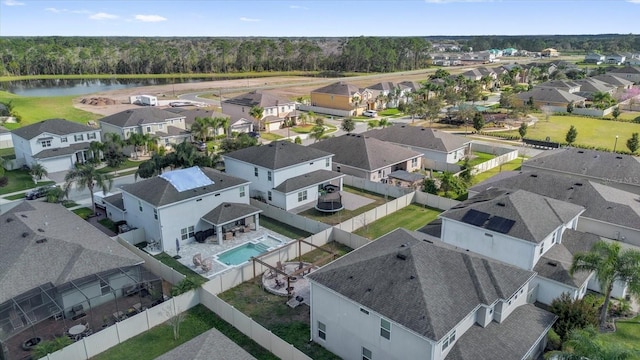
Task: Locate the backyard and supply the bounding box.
[472,157,523,185]
[599,315,640,354]
[218,242,351,360]
[298,185,392,225]
[354,203,441,239]
[496,113,640,150]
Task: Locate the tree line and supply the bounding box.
[0,36,431,76]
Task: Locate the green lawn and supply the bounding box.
[0,91,101,128]
[472,158,523,185]
[0,169,54,195]
[460,151,496,166]
[353,204,442,239]
[299,185,390,225]
[99,218,118,233]
[496,114,640,150]
[259,216,313,239]
[291,124,315,134]
[154,253,208,287]
[259,132,283,141]
[4,192,26,200]
[97,159,141,174]
[72,207,94,220]
[91,304,278,360]
[379,108,401,116]
[600,316,640,354]
[0,148,14,157]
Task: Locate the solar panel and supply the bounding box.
[460,209,491,227]
[485,216,516,234]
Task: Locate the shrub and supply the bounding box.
[171,277,200,296]
[0,176,7,187]
[549,293,598,341]
[546,328,562,351]
[33,336,73,359]
[294,136,302,144]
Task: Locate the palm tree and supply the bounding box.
[88,141,104,164]
[311,125,325,143]
[64,163,113,214]
[378,118,392,128]
[30,163,48,181]
[127,133,145,159]
[191,117,211,143]
[570,241,640,327]
[545,326,637,360]
[249,106,265,132]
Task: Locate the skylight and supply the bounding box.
[159,167,214,192]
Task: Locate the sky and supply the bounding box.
[1,0,639,37]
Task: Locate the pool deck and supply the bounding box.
[162,227,293,278]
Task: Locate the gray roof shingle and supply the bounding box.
[534,229,599,287]
[155,328,256,360]
[441,188,584,243]
[446,304,556,360]
[273,169,343,193]
[362,125,470,153]
[201,202,262,225]
[33,142,91,159]
[120,167,248,207]
[99,108,185,128]
[165,108,229,129]
[11,119,95,140]
[515,88,586,104]
[308,228,535,341]
[0,201,142,303]
[104,193,125,211]
[311,81,361,96]
[222,90,293,108]
[308,134,422,171]
[223,141,333,170]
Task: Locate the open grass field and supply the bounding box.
[91,304,277,360]
[497,114,640,150]
[0,169,54,195]
[0,91,101,128]
[354,204,441,239]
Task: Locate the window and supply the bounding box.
[138,200,143,212]
[380,318,391,340]
[337,166,341,172]
[61,137,68,143]
[268,191,272,201]
[267,171,272,181]
[362,347,372,360]
[180,226,195,240]
[540,243,544,254]
[188,226,195,238]
[87,132,96,140]
[298,190,308,202]
[146,126,151,133]
[411,158,418,167]
[41,140,51,148]
[326,158,330,167]
[158,123,164,129]
[239,186,245,197]
[254,167,258,177]
[360,308,369,315]
[318,321,326,340]
[74,134,84,141]
[442,331,456,350]
[153,208,158,220]
[100,280,111,295]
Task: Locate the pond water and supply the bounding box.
[0,77,212,97]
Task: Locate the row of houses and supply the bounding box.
[584,52,640,66]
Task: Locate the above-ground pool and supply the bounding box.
[217,235,283,266]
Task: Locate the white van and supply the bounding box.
[93,191,119,210]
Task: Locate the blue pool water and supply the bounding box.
[217,236,283,266]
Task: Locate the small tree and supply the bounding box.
[422,178,438,194]
[341,118,355,133]
[294,136,302,144]
[627,133,639,154]
[518,122,528,141]
[612,106,621,120]
[30,163,48,181]
[459,157,474,184]
[165,308,187,341]
[311,125,325,142]
[565,125,578,146]
[472,113,484,133]
[549,293,598,342]
[567,100,574,114]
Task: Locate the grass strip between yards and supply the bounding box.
[259,216,313,239]
[71,207,94,220]
[154,253,208,287]
[472,158,523,185]
[91,304,278,360]
[0,170,54,195]
[599,315,640,353]
[353,204,442,239]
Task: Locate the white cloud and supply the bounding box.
[290,5,308,9]
[90,12,118,20]
[627,0,640,3]
[4,0,25,6]
[45,7,90,14]
[134,14,167,22]
[45,7,61,13]
[240,17,261,22]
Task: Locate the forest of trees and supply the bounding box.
[0,35,637,77]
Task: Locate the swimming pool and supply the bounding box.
[216,235,283,266]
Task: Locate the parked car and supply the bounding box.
[25,185,58,200]
[192,141,207,152]
[362,110,378,117]
[248,131,260,138]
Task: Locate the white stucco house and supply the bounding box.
[116,166,261,250]
[308,133,422,183]
[362,125,471,165]
[99,108,190,147]
[223,141,344,211]
[221,90,297,133]
[308,228,556,360]
[11,118,101,173]
[438,188,600,305]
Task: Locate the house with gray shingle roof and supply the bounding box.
[118,166,260,249]
[308,228,555,360]
[515,87,586,110]
[308,133,422,183]
[223,141,344,211]
[221,90,296,132]
[11,118,101,173]
[522,147,640,195]
[591,74,634,90]
[438,188,591,304]
[99,108,189,147]
[165,107,245,136]
[607,66,640,83]
[362,125,471,164]
[0,201,153,358]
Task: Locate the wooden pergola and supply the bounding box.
[251,238,337,297]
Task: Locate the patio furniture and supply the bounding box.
[201,259,212,273]
[113,311,125,322]
[276,261,284,271]
[68,324,86,336]
[132,302,142,313]
[72,304,86,318]
[193,253,202,268]
[274,278,284,289]
[224,232,233,240]
[21,337,42,350]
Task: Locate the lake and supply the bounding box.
[0,78,211,97]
